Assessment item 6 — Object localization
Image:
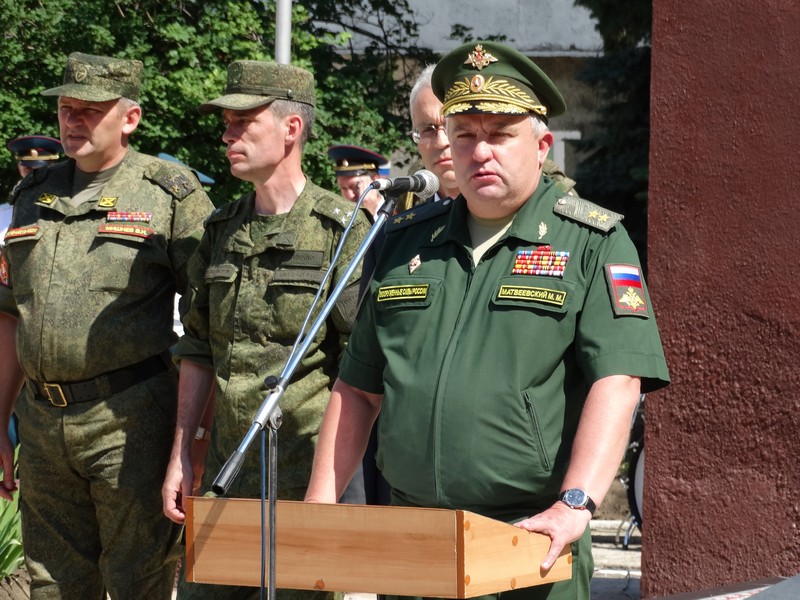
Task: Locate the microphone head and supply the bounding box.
[412,169,440,199]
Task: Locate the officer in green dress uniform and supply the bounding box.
[0,52,214,598]
[306,41,670,600]
[161,60,371,600]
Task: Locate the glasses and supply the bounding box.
[411,124,447,144]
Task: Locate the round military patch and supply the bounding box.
[74,64,88,82]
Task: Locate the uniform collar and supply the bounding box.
[435,176,557,248]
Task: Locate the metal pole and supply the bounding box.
[275,0,292,64]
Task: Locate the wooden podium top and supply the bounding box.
[186,497,571,598]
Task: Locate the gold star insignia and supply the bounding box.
[598,213,610,223]
[99,197,118,207]
[393,216,404,225]
[587,210,600,220]
[404,212,416,221]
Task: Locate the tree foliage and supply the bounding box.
[0,0,435,202]
[572,0,652,266]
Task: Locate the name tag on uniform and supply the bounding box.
[4,226,40,240]
[98,224,155,238]
[497,285,567,307]
[377,284,430,303]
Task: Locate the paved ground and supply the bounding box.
[590,519,642,599]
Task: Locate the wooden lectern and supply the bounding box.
[185,497,572,598]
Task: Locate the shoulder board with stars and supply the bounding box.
[386,198,453,233]
[553,196,623,233]
[146,164,199,201]
[313,193,359,228]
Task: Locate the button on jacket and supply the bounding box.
[340,177,670,521]
[176,182,371,497]
[0,150,214,382]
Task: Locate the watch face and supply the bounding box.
[564,489,587,507]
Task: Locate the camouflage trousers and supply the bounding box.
[16,370,183,600]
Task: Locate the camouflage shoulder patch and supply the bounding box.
[310,187,360,229]
[205,197,244,225]
[553,196,622,232]
[146,163,199,201]
[542,160,578,197]
[7,166,50,205]
[386,197,453,232]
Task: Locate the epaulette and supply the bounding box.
[7,166,50,205]
[146,163,198,201]
[553,195,623,233]
[205,198,242,225]
[312,191,361,228]
[386,197,453,232]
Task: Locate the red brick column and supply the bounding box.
[645,1,800,596]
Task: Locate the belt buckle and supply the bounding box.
[43,383,67,407]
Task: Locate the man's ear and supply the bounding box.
[121,104,142,135]
[538,131,554,166]
[285,114,304,144]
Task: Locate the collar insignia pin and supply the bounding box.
[408,254,422,274]
[538,222,547,240]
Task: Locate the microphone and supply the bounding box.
[371,169,439,198]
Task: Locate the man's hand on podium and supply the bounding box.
[514,501,591,571]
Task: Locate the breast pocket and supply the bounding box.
[3,227,46,295]
[90,234,161,295]
[265,268,327,342]
[205,263,240,314]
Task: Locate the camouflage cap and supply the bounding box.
[431,41,565,121]
[41,52,143,102]
[199,61,316,115]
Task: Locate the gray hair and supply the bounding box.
[270,99,315,147]
[530,114,549,137]
[409,64,437,114]
[117,96,140,115]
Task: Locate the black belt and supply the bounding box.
[30,354,170,407]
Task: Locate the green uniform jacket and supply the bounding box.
[175,182,370,497]
[0,150,214,381]
[340,177,670,522]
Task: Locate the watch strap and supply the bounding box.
[559,488,596,516]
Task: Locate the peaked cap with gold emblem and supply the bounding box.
[41,52,143,102]
[431,41,565,121]
[199,60,316,115]
[7,135,63,168]
[328,145,387,177]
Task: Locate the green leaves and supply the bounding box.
[0,0,431,204]
[0,448,23,579]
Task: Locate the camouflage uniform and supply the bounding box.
[0,53,214,600]
[175,183,370,600]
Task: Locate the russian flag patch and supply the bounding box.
[605,264,650,318]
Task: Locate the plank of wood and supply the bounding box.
[186,498,571,598]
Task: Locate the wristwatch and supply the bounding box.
[558,488,596,516]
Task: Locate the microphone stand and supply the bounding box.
[211,188,397,600]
